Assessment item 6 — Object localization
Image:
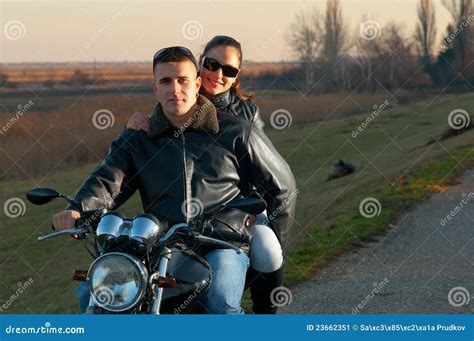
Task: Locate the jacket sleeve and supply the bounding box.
[251,104,265,131]
[241,125,297,241]
[66,130,137,212]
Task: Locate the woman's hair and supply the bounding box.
[201,35,253,101]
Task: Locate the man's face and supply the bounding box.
[153,60,201,117]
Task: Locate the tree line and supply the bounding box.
[284,0,473,94]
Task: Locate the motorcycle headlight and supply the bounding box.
[88,253,148,312]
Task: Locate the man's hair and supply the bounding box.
[153,46,198,73]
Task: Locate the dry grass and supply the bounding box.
[0,93,155,180]
[243,62,296,76]
[2,64,150,84]
[0,89,435,181]
[0,62,295,86]
[254,90,428,124]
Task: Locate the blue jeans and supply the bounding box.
[76,281,89,313]
[76,248,249,314]
[200,248,249,314]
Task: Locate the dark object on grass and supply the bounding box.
[426,120,473,145]
[326,160,356,181]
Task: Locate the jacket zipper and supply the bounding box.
[182,134,189,223]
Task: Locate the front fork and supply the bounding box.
[149,247,172,314]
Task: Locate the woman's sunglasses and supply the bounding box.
[201,56,240,78]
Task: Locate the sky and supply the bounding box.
[1,0,454,64]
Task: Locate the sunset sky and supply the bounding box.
[1,0,454,64]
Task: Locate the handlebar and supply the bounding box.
[40,201,251,254]
[37,226,89,242]
[41,208,104,242]
[158,223,247,254]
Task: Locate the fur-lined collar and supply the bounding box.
[148,94,219,138]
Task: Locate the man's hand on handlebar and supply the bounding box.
[52,210,81,231]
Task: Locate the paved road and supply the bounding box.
[280,168,474,313]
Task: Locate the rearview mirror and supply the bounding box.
[26,188,61,205]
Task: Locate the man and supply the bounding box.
[52,46,296,314]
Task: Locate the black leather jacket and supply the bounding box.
[68,95,296,241]
[208,90,265,131]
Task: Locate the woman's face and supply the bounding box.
[200,45,240,96]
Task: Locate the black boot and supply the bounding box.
[247,266,284,314]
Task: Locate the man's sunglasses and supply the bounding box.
[201,56,240,78]
[153,46,198,70]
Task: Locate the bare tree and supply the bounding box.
[441,0,473,66]
[415,0,437,66]
[355,16,383,93]
[442,0,472,23]
[287,7,324,92]
[379,22,414,90]
[323,0,347,91]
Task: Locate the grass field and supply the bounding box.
[0,92,473,313]
[0,87,428,181]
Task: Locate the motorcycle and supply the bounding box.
[26,187,266,314]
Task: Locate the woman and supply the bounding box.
[127,36,284,314]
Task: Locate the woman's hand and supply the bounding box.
[126,112,150,132]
